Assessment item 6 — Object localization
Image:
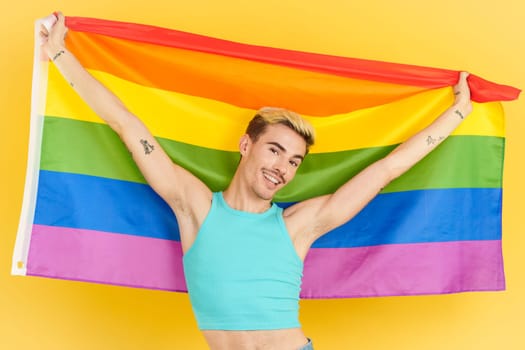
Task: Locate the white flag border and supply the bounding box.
[11,18,50,276]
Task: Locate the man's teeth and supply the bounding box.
[264,173,279,184]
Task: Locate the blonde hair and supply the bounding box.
[246,107,315,153]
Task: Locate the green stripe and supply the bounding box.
[41,117,504,201]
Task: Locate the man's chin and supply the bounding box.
[255,187,278,201]
[258,192,274,201]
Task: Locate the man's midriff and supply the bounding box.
[202,327,308,350]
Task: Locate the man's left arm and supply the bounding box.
[286,72,472,242]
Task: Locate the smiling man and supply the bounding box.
[41,12,472,350]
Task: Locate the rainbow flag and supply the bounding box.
[12,16,519,298]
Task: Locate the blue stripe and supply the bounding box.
[35,170,179,240]
[34,170,502,247]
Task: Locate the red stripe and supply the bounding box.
[65,16,520,103]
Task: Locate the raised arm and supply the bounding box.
[40,13,212,248]
[286,72,472,245]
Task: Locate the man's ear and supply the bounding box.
[239,134,251,156]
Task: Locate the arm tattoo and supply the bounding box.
[454,91,461,95]
[140,139,155,155]
[454,109,465,119]
[426,135,437,145]
[426,135,445,146]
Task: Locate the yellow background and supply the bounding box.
[2,1,524,349]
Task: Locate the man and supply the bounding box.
[40,13,472,350]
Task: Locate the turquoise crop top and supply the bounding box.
[183,192,303,330]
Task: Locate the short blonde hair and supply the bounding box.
[246,107,315,153]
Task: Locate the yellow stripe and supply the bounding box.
[45,65,504,153]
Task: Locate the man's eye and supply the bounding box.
[290,160,298,167]
[270,148,278,154]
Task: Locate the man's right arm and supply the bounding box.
[41,13,212,247]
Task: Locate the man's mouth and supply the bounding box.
[263,171,284,185]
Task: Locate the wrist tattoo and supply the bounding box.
[454,109,465,119]
[140,139,155,155]
[52,50,65,61]
[454,91,461,95]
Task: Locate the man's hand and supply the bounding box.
[39,12,68,61]
[453,72,473,119]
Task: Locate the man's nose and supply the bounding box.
[273,158,287,175]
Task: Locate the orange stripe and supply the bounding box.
[66,31,427,116]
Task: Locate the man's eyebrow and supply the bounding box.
[267,142,304,161]
[267,141,286,151]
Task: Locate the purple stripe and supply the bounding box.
[27,225,505,297]
[27,224,187,292]
[301,241,505,298]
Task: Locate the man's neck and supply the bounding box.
[223,183,272,214]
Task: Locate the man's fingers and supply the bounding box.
[41,13,58,32]
[459,71,470,81]
[456,72,469,88]
[454,71,470,94]
[55,11,65,25]
[39,23,49,36]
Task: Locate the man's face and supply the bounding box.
[241,123,307,200]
